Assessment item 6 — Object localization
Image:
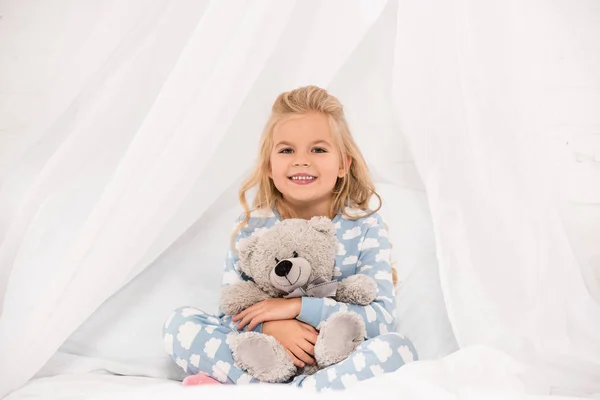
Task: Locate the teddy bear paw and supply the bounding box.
[314,311,366,367]
[230,332,296,383]
[336,275,377,305]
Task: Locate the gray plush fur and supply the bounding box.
[220,216,378,383]
[314,311,367,367]
[229,332,296,383]
[236,217,338,297]
[335,274,378,305]
[220,281,271,316]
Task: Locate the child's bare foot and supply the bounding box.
[182,373,221,386]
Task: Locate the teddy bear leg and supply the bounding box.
[230,332,297,383]
[314,312,366,368]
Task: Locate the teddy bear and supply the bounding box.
[219,216,378,383]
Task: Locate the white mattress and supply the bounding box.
[5,346,588,400]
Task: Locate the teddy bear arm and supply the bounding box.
[220,281,271,315]
[334,274,377,306]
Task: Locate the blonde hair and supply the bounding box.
[235,85,397,285]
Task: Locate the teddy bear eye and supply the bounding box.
[292,251,298,258]
[275,257,280,263]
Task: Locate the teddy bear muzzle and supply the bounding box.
[269,257,312,293]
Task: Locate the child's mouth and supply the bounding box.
[288,174,317,185]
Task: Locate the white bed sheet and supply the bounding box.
[6,346,590,400]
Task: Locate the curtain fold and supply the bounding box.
[0,1,385,396]
[391,0,600,393]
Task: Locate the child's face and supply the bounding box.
[269,112,348,211]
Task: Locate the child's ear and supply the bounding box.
[338,155,352,177]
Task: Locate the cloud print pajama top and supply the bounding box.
[163,207,417,391]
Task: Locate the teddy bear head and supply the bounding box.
[237,216,338,297]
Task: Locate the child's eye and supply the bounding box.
[279,148,293,154]
[312,147,327,153]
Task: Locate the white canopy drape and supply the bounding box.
[392,0,600,393]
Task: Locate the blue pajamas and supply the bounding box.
[164,207,419,390]
[163,306,418,391]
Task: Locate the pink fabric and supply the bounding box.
[182,373,222,386]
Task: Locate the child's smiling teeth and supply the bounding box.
[289,175,316,181]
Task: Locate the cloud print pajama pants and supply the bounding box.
[163,306,418,391]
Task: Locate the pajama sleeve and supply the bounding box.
[296,213,397,339]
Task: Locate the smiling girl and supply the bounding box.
[163,86,417,391]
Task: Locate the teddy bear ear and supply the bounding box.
[308,216,334,235]
[237,234,259,272]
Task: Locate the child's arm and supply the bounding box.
[296,214,397,339]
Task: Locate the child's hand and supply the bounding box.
[233,298,301,331]
[262,320,318,367]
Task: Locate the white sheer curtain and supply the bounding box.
[1,0,599,397]
[392,0,600,394]
[0,1,384,395]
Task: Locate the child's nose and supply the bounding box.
[292,160,310,167]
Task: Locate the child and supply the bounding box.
[163,85,418,391]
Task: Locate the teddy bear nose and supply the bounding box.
[275,260,293,277]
